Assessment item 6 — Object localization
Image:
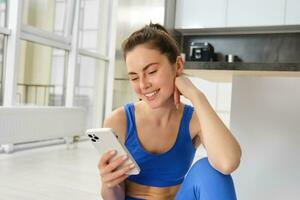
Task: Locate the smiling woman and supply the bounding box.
[98,23,241,200]
[126,46,178,109]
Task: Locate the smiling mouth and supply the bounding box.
[144,89,159,97]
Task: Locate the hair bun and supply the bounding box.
[122,22,180,64]
[149,22,169,34]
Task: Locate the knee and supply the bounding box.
[189,157,234,185]
[192,157,225,178]
[185,157,237,200]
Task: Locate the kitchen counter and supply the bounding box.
[184,61,300,82]
[184,61,300,71]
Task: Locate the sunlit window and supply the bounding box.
[74,55,107,128]
[0,34,4,105]
[79,0,109,55]
[17,40,67,106]
[22,0,67,35]
[0,0,7,105]
[0,0,6,27]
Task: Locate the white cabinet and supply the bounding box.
[175,0,300,31]
[227,0,285,27]
[285,0,300,25]
[175,0,227,29]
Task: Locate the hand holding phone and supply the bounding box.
[98,149,135,188]
[86,128,140,175]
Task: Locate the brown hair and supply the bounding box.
[122,22,180,64]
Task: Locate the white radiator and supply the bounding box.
[0,106,86,144]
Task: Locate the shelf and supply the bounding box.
[175,25,300,36]
[184,62,300,82]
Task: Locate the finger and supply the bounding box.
[176,88,181,105]
[174,88,180,107]
[100,154,128,176]
[174,87,179,105]
[105,174,129,189]
[98,150,116,169]
[102,163,135,183]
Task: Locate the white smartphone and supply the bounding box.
[86,128,140,175]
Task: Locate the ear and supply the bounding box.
[175,56,184,76]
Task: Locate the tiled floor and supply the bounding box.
[0,141,102,200]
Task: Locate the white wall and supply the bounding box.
[230,76,300,199]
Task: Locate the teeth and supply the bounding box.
[145,90,158,97]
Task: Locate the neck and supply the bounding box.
[141,100,182,126]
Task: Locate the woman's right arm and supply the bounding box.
[98,107,130,200]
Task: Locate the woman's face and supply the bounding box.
[125,44,178,108]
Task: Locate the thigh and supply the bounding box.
[175,157,237,200]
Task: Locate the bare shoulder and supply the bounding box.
[103,107,127,144]
[189,109,202,146]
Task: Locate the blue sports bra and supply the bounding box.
[124,103,196,187]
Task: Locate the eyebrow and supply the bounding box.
[128,62,159,75]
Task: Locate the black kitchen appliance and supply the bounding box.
[189,42,214,61]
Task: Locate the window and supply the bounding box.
[79,0,110,55]
[22,0,67,35]
[0,0,7,105]
[0,34,4,105]
[74,55,107,128]
[1,0,114,123]
[0,0,115,150]
[75,0,112,128]
[0,0,6,27]
[17,40,67,106]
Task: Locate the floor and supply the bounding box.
[0,141,206,200]
[0,141,102,200]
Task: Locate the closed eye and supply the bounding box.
[149,70,157,74]
[130,77,139,81]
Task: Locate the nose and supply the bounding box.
[139,75,151,90]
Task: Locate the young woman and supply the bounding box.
[98,23,241,200]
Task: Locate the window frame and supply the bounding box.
[1,0,117,120]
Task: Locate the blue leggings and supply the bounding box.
[126,158,237,200]
[175,157,237,200]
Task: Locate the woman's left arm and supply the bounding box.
[175,75,242,175]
